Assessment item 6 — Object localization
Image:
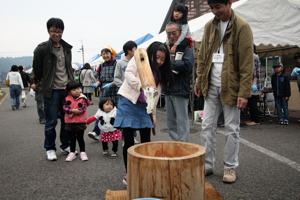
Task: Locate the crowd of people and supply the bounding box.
[4,0,300,186]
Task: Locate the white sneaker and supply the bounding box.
[46,150,57,161]
[223,168,237,183]
[80,152,88,161]
[65,152,77,162]
[134,137,140,144]
[88,132,99,141]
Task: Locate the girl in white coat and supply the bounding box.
[6,65,24,110]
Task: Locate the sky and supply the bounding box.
[0,0,172,63]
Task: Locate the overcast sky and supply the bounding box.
[0,0,172,63]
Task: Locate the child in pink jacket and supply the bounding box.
[63,81,89,162]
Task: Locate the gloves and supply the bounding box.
[251,84,258,93]
[291,67,300,77]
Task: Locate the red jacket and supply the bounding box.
[63,94,89,123]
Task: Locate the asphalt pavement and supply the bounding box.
[0,92,299,200]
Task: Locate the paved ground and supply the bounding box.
[0,92,299,200]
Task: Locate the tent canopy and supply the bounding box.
[142,0,300,48]
[88,33,153,66]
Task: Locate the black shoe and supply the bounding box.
[205,169,214,176]
[88,132,99,141]
[60,147,70,155]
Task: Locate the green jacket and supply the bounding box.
[32,39,74,97]
[195,11,253,106]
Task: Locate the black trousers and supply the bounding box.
[69,129,85,152]
[122,128,151,171]
[102,141,118,153]
[248,95,260,123]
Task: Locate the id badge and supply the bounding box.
[212,53,224,63]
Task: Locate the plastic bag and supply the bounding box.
[21,91,26,99]
[29,88,35,97]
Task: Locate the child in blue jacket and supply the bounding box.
[271,64,291,125]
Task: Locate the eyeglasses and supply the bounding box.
[166,30,179,37]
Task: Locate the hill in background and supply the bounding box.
[0,56,33,82]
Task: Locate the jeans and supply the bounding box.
[274,97,289,121]
[43,89,70,151]
[201,85,240,170]
[9,84,22,109]
[165,95,190,142]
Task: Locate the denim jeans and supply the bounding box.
[201,86,240,170]
[9,84,22,109]
[43,89,69,151]
[274,97,289,121]
[165,95,190,142]
[92,119,101,135]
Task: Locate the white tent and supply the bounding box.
[142,0,300,47]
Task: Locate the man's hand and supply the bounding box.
[31,83,37,91]
[194,85,202,97]
[237,97,248,109]
[170,45,177,54]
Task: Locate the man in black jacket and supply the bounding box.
[163,22,194,142]
[18,65,31,107]
[32,18,74,161]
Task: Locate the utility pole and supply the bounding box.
[80,43,85,66]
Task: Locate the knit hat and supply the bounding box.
[207,0,228,4]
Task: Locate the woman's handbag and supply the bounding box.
[5,79,10,87]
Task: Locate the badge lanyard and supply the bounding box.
[217,20,230,53]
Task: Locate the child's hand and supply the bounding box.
[71,109,81,115]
